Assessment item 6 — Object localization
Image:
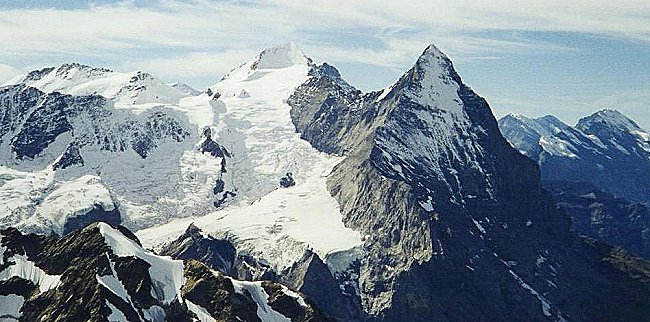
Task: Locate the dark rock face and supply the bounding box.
[0,223,331,322]
[21,67,55,82]
[61,205,121,236]
[288,45,650,321]
[182,260,262,322]
[261,281,333,321]
[0,86,43,147]
[9,89,106,159]
[544,180,650,258]
[499,111,650,206]
[281,250,363,322]
[52,143,84,170]
[199,127,231,159]
[0,84,191,163]
[198,127,236,208]
[160,223,238,276]
[279,172,295,187]
[160,224,278,282]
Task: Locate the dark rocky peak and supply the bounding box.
[20,67,55,82]
[128,70,153,83]
[308,62,358,94]
[199,126,231,159]
[160,223,277,281]
[54,62,113,79]
[281,250,363,321]
[160,223,238,277]
[288,43,650,321]
[183,222,202,238]
[310,62,341,78]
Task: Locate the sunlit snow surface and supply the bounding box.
[4,63,188,105]
[138,46,361,270]
[0,44,361,271]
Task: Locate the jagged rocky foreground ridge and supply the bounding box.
[0,43,649,321]
[499,111,650,205]
[0,222,329,321]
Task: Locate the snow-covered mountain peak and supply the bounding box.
[215,43,314,88]
[5,63,188,105]
[251,42,311,70]
[212,43,314,94]
[394,43,465,117]
[412,44,454,79]
[501,113,569,138]
[577,109,645,134]
[499,109,650,204]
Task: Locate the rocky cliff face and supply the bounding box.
[499,111,650,205]
[288,45,650,321]
[0,222,329,321]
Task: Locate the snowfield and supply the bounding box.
[138,43,362,270]
[0,43,362,272]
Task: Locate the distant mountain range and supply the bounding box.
[499,111,650,259]
[499,110,650,206]
[0,43,649,321]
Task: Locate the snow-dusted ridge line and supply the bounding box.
[4,62,189,104]
[227,275,292,322]
[0,255,62,294]
[98,223,185,305]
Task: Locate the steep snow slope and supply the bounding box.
[138,43,361,271]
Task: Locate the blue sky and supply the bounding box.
[0,0,648,128]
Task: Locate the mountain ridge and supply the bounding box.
[0,43,649,321]
[499,109,650,205]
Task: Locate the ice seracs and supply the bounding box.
[139,43,362,271]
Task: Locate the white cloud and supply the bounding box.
[0,0,648,128]
[1,1,647,68]
[0,64,19,83]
